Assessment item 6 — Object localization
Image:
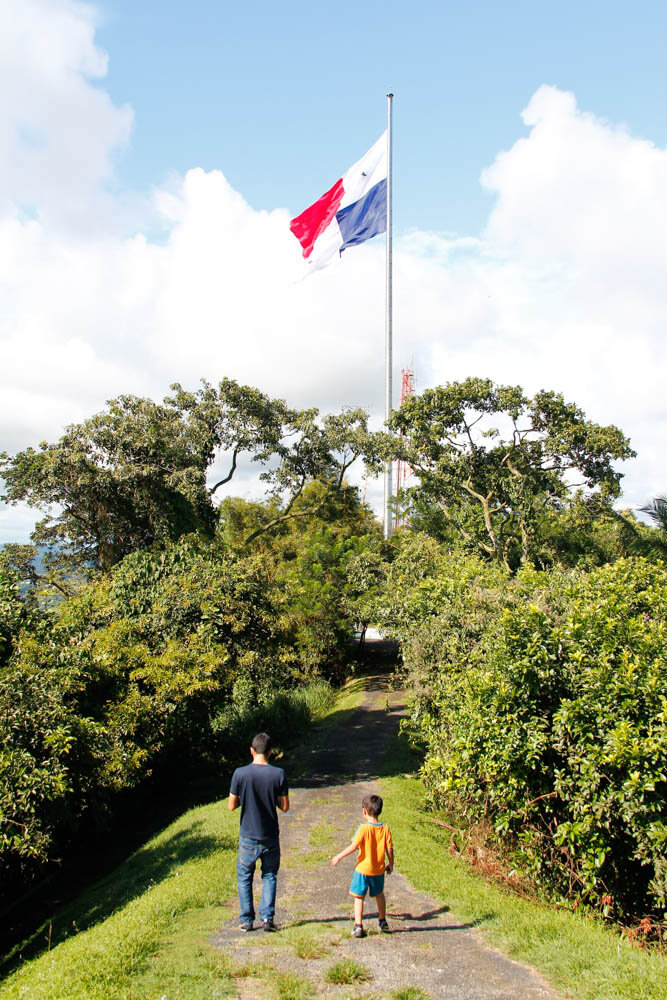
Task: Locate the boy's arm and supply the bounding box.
[330,841,358,866]
[228,794,240,811]
[385,828,394,873]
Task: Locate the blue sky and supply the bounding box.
[2,0,667,543]
[97,0,667,235]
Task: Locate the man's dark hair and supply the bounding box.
[362,794,383,818]
[251,732,272,756]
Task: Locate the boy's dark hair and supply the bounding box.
[251,732,272,756]
[362,794,383,818]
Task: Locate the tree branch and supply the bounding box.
[241,475,310,546]
[439,502,496,556]
[34,572,73,598]
[460,479,502,560]
[209,446,241,495]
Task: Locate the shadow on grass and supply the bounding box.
[2,820,233,976]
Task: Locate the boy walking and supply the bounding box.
[228,732,289,932]
[330,793,393,937]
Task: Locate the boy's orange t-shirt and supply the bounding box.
[351,821,393,876]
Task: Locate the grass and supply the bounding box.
[290,929,333,960]
[268,923,334,960]
[274,970,315,1000]
[308,821,338,850]
[288,676,366,778]
[0,801,239,1000]
[380,734,667,1000]
[283,820,338,871]
[324,957,372,984]
[389,989,430,1000]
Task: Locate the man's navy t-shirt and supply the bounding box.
[230,763,288,842]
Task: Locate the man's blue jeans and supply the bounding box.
[237,836,281,923]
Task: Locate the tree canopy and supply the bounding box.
[1,378,380,580]
[388,377,635,569]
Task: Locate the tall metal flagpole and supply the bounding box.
[383,93,394,540]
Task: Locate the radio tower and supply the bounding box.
[395,363,415,530]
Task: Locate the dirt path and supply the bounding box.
[211,675,564,1000]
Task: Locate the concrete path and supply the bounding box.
[211,675,564,1000]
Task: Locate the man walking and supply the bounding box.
[228,732,290,932]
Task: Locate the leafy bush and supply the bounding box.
[0,666,73,879]
[401,554,667,919]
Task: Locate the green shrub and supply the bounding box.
[0,666,73,879]
[409,557,667,919]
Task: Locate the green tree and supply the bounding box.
[388,378,635,569]
[235,481,384,680]
[1,380,380,575]
[241,406,381,547]
[1,392,220,574]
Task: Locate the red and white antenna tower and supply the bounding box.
[395,363,415,529]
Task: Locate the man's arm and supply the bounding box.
[228,794,240,811]
[278,794,290,813]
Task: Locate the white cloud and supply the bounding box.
[1,6,666,542]
[0,0,133,233]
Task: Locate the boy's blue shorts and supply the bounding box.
[349,870,385,898]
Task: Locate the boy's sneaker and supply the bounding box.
[378,918,390,933]
[262,918,278,932]
[352,924,366,938]
[239,921,253,933]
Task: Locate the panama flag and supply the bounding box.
[290,132,387,271]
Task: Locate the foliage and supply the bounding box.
[640,495,667,533]
[531,503,646,569]
[0,556,28,667]
[1,379,381,578]
[1,392,219,574]
[234,483,386,681]
[387,378,635,569]
[0,666,73,878]
[394,546,667,920]
[211,680,334,751]
[375,530,509,644]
